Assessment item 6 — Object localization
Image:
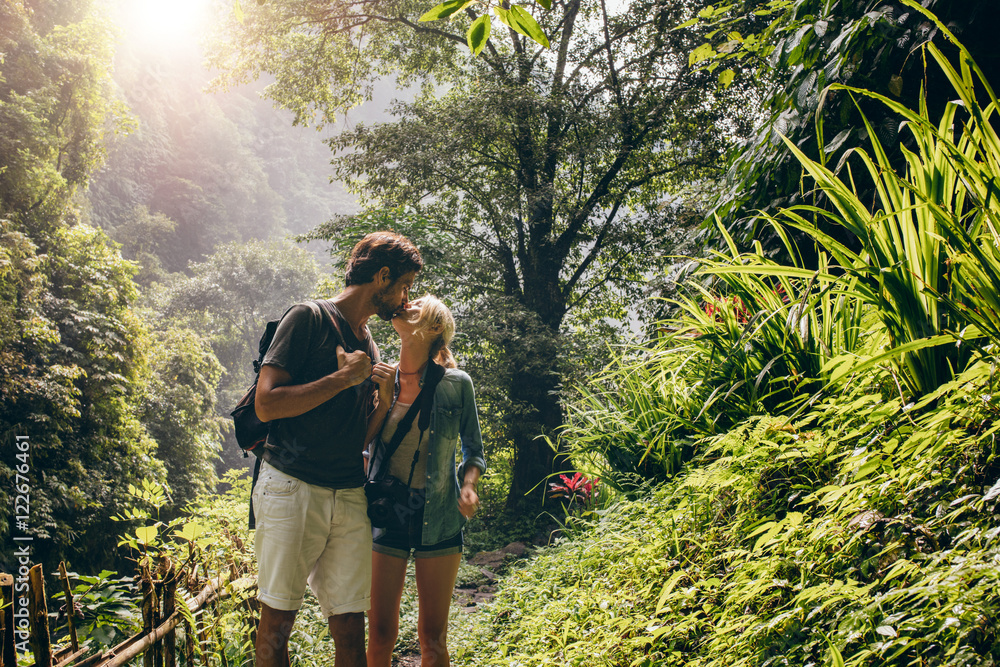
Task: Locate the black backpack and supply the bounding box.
[230,319,280,529]
[230,319,280,457]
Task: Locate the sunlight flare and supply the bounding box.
[120,0,211,49]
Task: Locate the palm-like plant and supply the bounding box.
[763,9,1000,396]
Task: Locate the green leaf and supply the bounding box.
[719,69,736,88]
[467,14,491,55]
[828,335,955,385]
[233,0,244,23]
[509,5,550,48]
[175,521,207,542]
[826,635,845,667]
[889,74,903,96]
[493,6,514,31]
[655,570,685,614]
[135,525,158,546]
[419,0,473,22]
[689,43,715,66]
[536,0,552,9]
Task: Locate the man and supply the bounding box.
[252,232,422,667]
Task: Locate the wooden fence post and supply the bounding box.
[26,565,51,667]
[140,567,154,667]
[197,564,210,667]
[1,573,15,667]
[56,563,78,656]
[196,605,209,667]
[160,558,176,667]
[183,616,194,667]
[152,561,164,667]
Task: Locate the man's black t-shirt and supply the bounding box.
[259,300,378,488]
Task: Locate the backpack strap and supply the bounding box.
[248,455,263,530]
[315,299,367,357]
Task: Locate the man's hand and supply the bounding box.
[370,362,396,408]
[337,345,373,386]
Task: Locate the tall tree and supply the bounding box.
[140,326,226,506]
[213,0,746,505]
[1,0,171,571]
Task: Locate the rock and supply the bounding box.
[502,541,528,557]
[469,550,506,570]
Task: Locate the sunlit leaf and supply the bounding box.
[493,6,514,30]
[875,625,898,638]
[135,525,158,546]
[509,5,550,48]
[174,521,207,542]
[419,0,473,22]
[826,635,845,667]
[983,478,1000,503]
[719,69,736,87]
[689,43,715,66]
[467,14,491,55]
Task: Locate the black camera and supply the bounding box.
[365,476,411,529]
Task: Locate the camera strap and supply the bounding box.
[367,360,445,485]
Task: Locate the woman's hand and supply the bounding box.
[458,482,480,519]
[371,361,396,408]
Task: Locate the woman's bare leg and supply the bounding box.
[366,551,408,667]
[414,553,462,667]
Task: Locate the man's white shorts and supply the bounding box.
[252,461,372,617]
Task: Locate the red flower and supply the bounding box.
[548,472,599,505]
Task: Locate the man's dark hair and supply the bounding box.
[344,232,423,286]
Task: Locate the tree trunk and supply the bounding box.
[504,268,569,508]
[505,365,565,508]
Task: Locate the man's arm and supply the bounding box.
[255,345,372,422]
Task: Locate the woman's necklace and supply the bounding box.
[398,361,427,376]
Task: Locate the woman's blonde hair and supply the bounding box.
[413,294,457,369]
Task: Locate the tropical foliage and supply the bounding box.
[0,0,166,570]
[690,0,1000,252]
[453,9,1000,666]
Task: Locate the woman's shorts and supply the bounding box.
[372,494,463,560]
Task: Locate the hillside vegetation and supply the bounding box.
[448,16,1000,667]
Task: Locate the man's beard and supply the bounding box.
[372,284,400,321]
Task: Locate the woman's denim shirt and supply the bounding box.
[369,366,487,545]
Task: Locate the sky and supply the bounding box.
[112,0,214,54]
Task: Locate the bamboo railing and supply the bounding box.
[0,563,257,667]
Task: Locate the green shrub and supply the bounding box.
[453,361,1000,666]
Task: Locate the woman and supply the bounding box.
[366,295,486,667]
